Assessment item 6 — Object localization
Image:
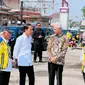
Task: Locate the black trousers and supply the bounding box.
[0,71,11,85]
[19,66,35,85]
[48,62,63,85]
[34,44,42,61]
[83,72,85,83]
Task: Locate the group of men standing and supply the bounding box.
[0,22,70,85]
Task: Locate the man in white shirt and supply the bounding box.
[13,24,35,85]
[0,27,12,85]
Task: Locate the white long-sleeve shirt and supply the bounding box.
[80,49,85,73]
[13,33,33,66]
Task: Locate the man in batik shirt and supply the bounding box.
[47,23,68,85]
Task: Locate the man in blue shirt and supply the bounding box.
[13,24,35,85]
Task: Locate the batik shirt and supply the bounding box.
[47,34,68,65]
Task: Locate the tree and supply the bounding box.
[81,6,85,17]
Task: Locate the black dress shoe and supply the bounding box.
[39,61,44,63]
[34,61,37,63]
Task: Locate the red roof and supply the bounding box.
[0,11,10,14]
[13,11,41,16]
[49,13,59,19]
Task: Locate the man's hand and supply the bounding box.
[12,59,18,68]
[50,57,56,63]
[38,35,43,38]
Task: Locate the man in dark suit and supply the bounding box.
[32,23,45,62]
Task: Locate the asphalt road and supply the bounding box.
[9,48,85,85]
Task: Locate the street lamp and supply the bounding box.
[20,1,24,25]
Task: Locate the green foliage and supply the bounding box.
[81,6,85,17]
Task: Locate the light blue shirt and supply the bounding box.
[0,36,12,72]
[13,33,33,66]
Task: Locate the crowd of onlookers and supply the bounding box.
[66,30,85,48]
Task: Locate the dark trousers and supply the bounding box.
[83,72,85,83]
[48,62,63,85]
[19,66,35,85]
[0,71,10,85]
[34,44,42,61]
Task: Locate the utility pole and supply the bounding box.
[21,1,24,25]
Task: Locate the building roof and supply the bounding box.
[16,11,41,16]
[49,13,60,19]
[0,10,10,14]
[9,10,41,16]
[0,6,11,11]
